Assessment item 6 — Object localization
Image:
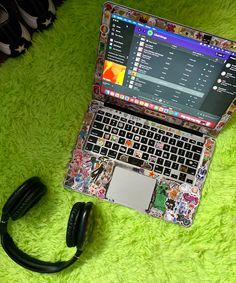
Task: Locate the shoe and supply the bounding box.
[15,0,56,30]
[0,2,31,56]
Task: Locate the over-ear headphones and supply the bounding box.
[0,177,94,273]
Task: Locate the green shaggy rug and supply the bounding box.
[0,0,235,282]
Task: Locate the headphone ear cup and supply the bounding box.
[76,202,93,250]
[11,183,46,220]
[2,177,46,220]
[66,202,85,248]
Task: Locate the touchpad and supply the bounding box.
[106,166,156,212]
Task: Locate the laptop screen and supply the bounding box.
[100,13,236,129]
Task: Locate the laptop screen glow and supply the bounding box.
[101,14,236,129]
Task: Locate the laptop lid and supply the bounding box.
[93,2,236,137]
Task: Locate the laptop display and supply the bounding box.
[100,13,236,129]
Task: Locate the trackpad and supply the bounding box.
[106,167,156,212]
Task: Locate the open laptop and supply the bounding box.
[64,2,236,227]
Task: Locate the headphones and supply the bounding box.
[0,177,94,273]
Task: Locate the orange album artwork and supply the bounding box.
[102,60,126,85]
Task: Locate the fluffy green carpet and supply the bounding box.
[0,0,236,282]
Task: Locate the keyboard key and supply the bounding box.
[100,147,108,156]
[166,132,173,137]
[148,147,155,154]
[119,130,126,137]
[128,156,144,167]
[93,121,104,130]
[108,150,117,159]
[105,112,112,117]
[163,144,170,151]
[179,173,186,181]
[193,153,201,161]
[105,141,112,148]
[197,141,204,146]
[174,134,180,139]
[127,148,134,155]
[172,163,179,170]
[179,165,188,173]
[128,120,135,125]
[126,132,133,139]
[104,125,111,132]
[187,167,196,175]
[185,151,193,159]
[161,136,169,143]
[139,129,147,136]
[192,145,203,154]
[93,145,100,153]
[133,142,140,149]
[142,153,149,160]
[111,128,119,134]
[176,140,184,148]
[140,145,147,151]
[113,115,120,120]
[121,117,127,122]
[103,133,111,140]
[186,179,193,184]
[132,126,139,133]
[164,160,171,167]
[120,146,126,153]
[91,129,103,137]
[143,124,150,129]
[125,124,132,131]
[169,138,176,145]
[163,152,170,159]
[154,165,164,174]
[170,146,178,153]
[134,135,141,142]
[112,143,119,151]
[189,139,196,144]
[135,122,142,127]
[178,148,185,155]
[154,133,161,140]
[147,131,154,138]
[85,142,93,151]
[164,168,171,176]
[118,137,125,144]
[150,127,157,132]
[88,136,98,143]
[159,129,165,134]
[141,137,148,144]
[155,149,162,156]
[184,143,191,150]
[170,154,177,161]
[186,159,198,168]
[157,158,164,165]
[95,114,103,122]
[110,119,117,127]
[103,117,110,124]
[117,122,124,129]
[148,139,155,146]
[171,174,178,179]
[181,136,188,141]
[178,157,185,164]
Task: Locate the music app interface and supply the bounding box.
[101,14,236,128]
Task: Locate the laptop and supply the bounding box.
[64,2,236,227]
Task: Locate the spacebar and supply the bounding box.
[117,153,143,167]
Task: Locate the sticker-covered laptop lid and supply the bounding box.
[93,2,236,137]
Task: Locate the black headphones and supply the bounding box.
[0,177,94,273]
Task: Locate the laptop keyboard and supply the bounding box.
[84,107,205,184]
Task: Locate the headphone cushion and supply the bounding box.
[11,182,46,220]
[2,177,46,219]
[66,202,85,248]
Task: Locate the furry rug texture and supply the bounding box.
[0,0,235,282]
